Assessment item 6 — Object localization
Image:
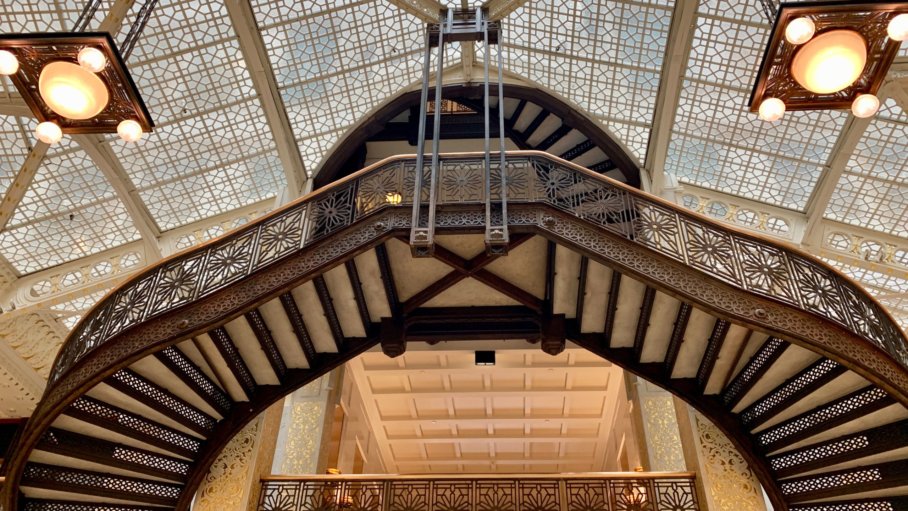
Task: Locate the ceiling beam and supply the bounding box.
[0,96,33,117]
[74,134,163,260]
[388,0,443,22]
[802,81,898,248]
[224,0,308,197]
[0,142,49,232]
[644,0,699,195]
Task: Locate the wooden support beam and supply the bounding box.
[739,358,846,429]
[560,139,595,161]
[589,160,617,174]
[401,234,538,313]
[345,260,372,335]
[155,346,232,417]
[757,386,895,453]
[664,302,692,375]
[106,369,216,436]
[313,275,344,351]
[483,0,529,20]
[21,463,180,507]
[721,337,789,409]
[602,270,622,346]
[633,287,657,361]
[37,428,189,483]
[522,110,550,141]
[245,309,287,381]
[696,319,729,391]
[770,419,908,478]
[508,99,527,129]
[536,123,572,151]
[575,256,589,327]
[375,243,401,316]
[64,397,200,459]
[280,292,316,367]
[209,327,257,398]
[544,240,556,314]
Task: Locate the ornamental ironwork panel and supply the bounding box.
[259,475,700,511]
[51,152,908,387]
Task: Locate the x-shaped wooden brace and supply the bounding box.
[398,233,542,314]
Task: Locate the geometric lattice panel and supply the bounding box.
[0,115,30,198]
[109,0,286,230]
[826,99,908,238]
[667,0,848,210]
[504,0,673,162]
[252,0,434,174]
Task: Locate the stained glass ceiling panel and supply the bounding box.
[826,99,908,239]
[503,0,672,162]
[109,0,286,231]
[666,0,848,211]
[253,0,454,174]
[0,138,141,274]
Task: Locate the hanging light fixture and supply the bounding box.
[0,0,156,145]
[749,2,908,121]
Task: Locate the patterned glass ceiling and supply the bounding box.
[826,99,908,238]
[666,0,848,211]
[0,0,906,337]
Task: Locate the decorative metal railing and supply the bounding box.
[259,474,700,511]
[52,151,908,385]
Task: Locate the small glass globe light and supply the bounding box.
[785,17,816,45]
[77,47,107,73]
[0,50,18,75]
[791,30,867,94]
[888,14,908,41]
[35,121,63,145]
[117,119,144,142]
[385,192,402,205]
[851,94,880,118]
[758,98,786,122]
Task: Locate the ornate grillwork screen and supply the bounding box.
[53,151,908,386]
[259,474,700,511]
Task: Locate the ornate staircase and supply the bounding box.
[4,152,908,511]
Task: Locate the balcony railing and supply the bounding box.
[259,473,700,511]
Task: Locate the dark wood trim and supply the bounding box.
[313,275,344,351]
[758,386,896,453]
[155,346,232,416]
[37,428,189,483]
[589,160,616,173]
[508,99,527,129]
[633,287,657,361]
[64,397,200,458]
[105,368,216,436]
[722,337,789,409]
[245,310,287,381]
[522,109,550,141]
[740,358,847,429]
[22,499,166,511]
[784,459,908,503]
[209,327,257,398]
[544,241,556,315]
[771,419,908,478]
[21,463,180,507]
[374,243,401,316]
[345,260,372,334]
[696,319,729,391]
[560,139,595,161]
[536,124,572,151]
[279,293,316,367]
[664,302,692,376]
[602,270,622,347]
[575,256,589,327]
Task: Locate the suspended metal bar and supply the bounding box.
[73,0,103,32]
[120,0,159,59]
[410,28,435,256]
[425,9,450,253]
[490,14,510,254]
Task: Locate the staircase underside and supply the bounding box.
[5,153,908,511]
